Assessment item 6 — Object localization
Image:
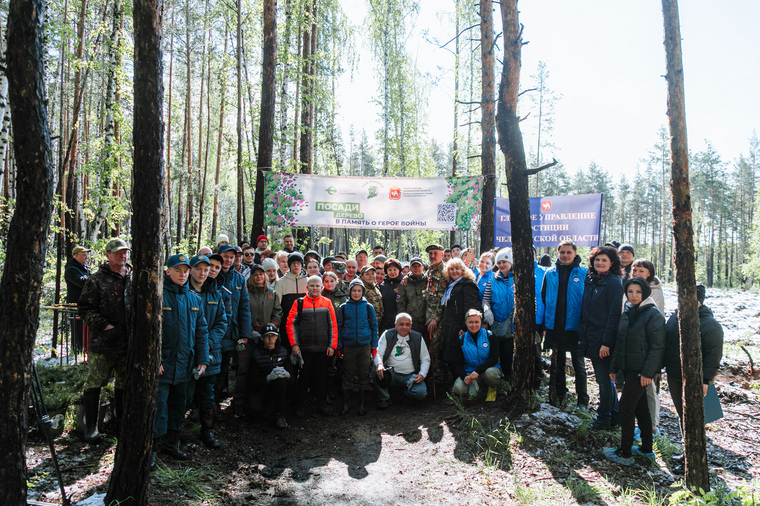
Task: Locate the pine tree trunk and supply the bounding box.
[299,0,316,175]
[662,0,710,492]
[496,0,537,405]
[211,26,229,243]
[252,0,277,240]
[236,0,244,242]
[0,0,55,501]
[479,0,495,250]
[105,0,163,502]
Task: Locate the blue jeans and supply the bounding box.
[590,356,618,424]
[373,368,427,401]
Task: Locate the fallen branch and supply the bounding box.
[740,345,754,374]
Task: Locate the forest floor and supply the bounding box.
[25,286,760,505]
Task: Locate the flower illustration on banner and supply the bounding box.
[445,176,484,231]
[264,173,307,226]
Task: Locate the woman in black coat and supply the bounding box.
[441,258,481,368]
[378,258,403,332]
[578,246,624,431]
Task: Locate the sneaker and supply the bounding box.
[377,399,390,409]
[603,448,634,466]
[275,416,288,429]
[631,446,656,462]
[575,403,589,413]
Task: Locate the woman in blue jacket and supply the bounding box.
[578,246,624,431]
[482,248,515,379]
[337,278,378,415]
[451,309,501,398]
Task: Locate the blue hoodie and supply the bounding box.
[337,279,379,348]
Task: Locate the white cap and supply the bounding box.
[216,234,229,244]
[495,248,513,265]
[262,258,278,271]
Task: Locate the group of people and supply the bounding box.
[66,233,722,470]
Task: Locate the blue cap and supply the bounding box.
[217,243,236,254]
[167,254,191,268]
[190,254,210,267]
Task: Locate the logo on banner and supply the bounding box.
[541,200,552,211]
[325,186,337,196]
[315,201,365,220]
[389,187,401,200]
[361,180,383,200]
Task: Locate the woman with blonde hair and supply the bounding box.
[440,258,480,379]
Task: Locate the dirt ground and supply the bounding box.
[25,357,760,506]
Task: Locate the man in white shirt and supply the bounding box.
[373,313,430,408]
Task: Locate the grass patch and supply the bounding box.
[449,393,514,470]
[35,363,90,411]
[668,478,760,505]
[154,462,219,502]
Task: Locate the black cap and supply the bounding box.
[250,263,265,274]
[263,323,279,337]
[696,285,706,304]
[287,252,304,267]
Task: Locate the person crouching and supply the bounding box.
[247,323,292,428]
[451,309,502,399]
[373,313,430,408]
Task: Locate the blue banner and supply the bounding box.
[494,193,603,247]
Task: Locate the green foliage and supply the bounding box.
[35,364,90,411]
[153,462,219,501]
[668,479,760,506]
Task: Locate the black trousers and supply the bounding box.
[619,370,653,456]
[298,351,328,408]
[248,378,289,418]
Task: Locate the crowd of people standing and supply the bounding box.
[66,233,723,470]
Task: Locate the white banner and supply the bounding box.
[263,173,484,231]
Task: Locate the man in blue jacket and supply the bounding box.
[155,254,209,461]
[541,240,589,410]
[214,243,252,408]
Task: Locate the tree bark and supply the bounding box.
[662,0,709,492]
[105,0,164,502]
[299,0,316,174]
[236,0,244,242]
[252,0,277,240]
[211,25,229,243]
[479,0,495,249]
[0,0,55,502]
[496,0,537,404]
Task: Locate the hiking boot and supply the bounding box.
[318,405,332,417]
[589,419,611,432]
[357,391,367,416]
[200,409,220,448]
[602,448,634,466]
[160,431,188,460]
[377,399,391,410]
[83,388,103,445]
[340,390,351,416]
[275,415,288,429]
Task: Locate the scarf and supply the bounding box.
[441,276,463,306]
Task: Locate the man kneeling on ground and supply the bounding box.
[373,313,430,408]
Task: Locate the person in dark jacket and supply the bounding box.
[214,243,252,406]
[337,279,379,415]
[663,284,724,424]
[78,238,132,444]
[541,240,589,410]
[603,277,665,466]
[233,264,281,417]
[155,254,209,460]
[578,246,624,431]
[397,258,427,337]
[65,245,91,353]
[450,309,501,398]
[247,324,291,428]
[441,258,481,371]
[187,254,228,448]
[482,248,515,378]
[378,258,403,332]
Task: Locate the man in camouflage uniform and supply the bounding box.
[397,257,427,337]
[331,261,350,304]
[360,265,384,325]
[424,244,449,392]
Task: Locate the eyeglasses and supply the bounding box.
[244,253,255,257]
